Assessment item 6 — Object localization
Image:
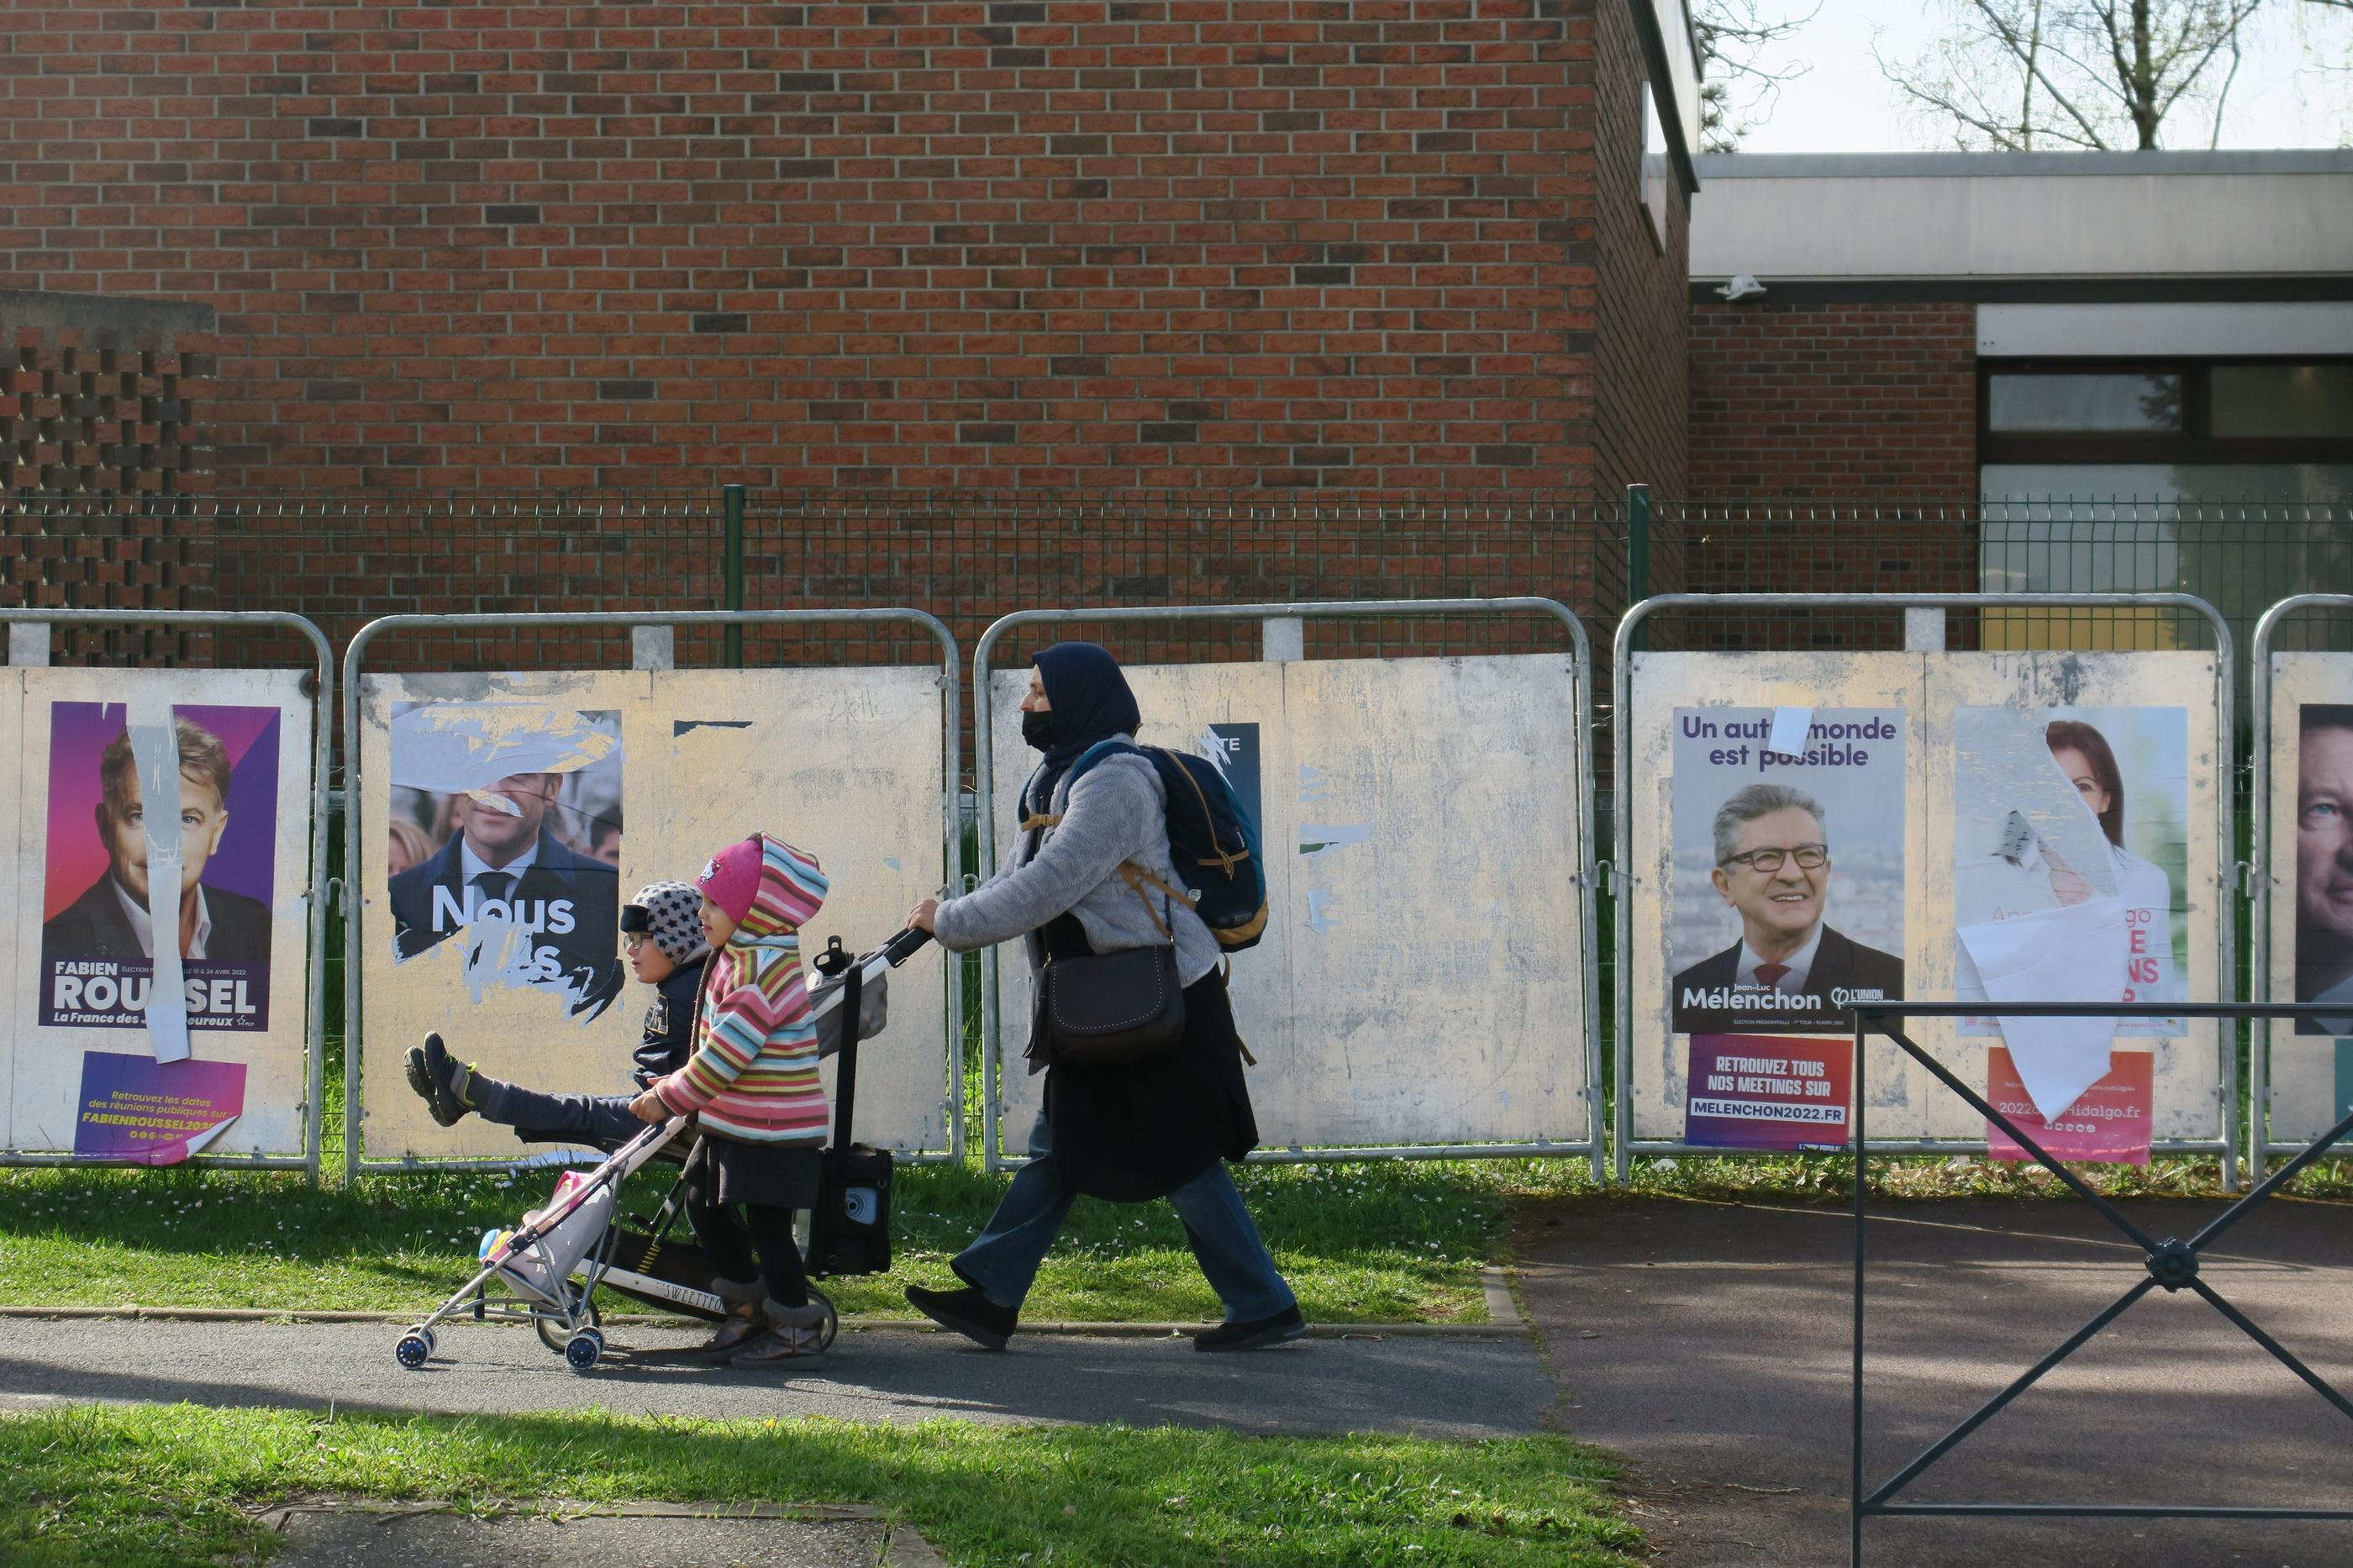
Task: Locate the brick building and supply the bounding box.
[1682,150,2353,636]
[3,0,1700,500]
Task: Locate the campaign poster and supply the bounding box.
[386,702,624,1020]
[1668,707,1907,1034]
[2292,704,2353,1035]
[1984,1046,2153,1165]
[1952,706,2189,1036]
[1683,1034,1853,1151]
[37,702,281,1033]
[1202,722,1262,838]
[72,1051,248,1165]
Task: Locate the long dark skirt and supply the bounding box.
[1044,966,1261,1202]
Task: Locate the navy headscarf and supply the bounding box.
[1025,641,1141,822]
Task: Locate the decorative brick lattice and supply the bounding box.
[3,345,202,496]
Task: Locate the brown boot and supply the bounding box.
[731,1298,829,1365]
[700,1300,765,1355]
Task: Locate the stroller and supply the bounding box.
[393,925,929,1373]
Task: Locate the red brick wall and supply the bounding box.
[1674,298,1982,632]
[1687,300,1975,497]
[1589,0,1687,499]
[3,1,1688,498]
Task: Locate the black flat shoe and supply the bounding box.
[904,1284,1016,1351]
[418,1033,473,1125]
[1193,1305,1307,1352]
[411,1036,467,1126]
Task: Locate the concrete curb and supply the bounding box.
[251,1497,942,1564]
[0,1303,1527,1337]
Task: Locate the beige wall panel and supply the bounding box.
[8,669,315,1155]
[359,667,950,1160]
[1629,651,2223,1145]
[2266,653,2353,1144]
[992,654,1587,1151]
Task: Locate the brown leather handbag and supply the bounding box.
[1030,866,1187,1069]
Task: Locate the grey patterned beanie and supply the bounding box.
[620,880,709,966]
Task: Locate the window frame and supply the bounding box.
[1978,356,2353,469]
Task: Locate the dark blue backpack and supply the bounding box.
[1066,740,1269,951]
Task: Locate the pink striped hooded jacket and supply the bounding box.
[652,834,831,1143]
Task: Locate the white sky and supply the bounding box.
[1718,1,2353,153]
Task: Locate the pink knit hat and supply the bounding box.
[696,834,766,924]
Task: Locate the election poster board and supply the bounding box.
[1626,650,2223,1150]
[2264,653,2353,1147]
[357,668,953,1161]
[3,668,317,1160]
[988,653,1590,1155]
[1629,654,1920,1148]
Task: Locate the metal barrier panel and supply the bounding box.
[975,600,1601,1175]
[2252,595,2353,1175]
[345,613,961,1177]
[0,611,333,1180]
[1618,595,2235,1180]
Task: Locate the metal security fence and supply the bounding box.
[747,489,1633,673]
[1641,497,2352,666]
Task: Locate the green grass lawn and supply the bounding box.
[0,1155,1564,1322]
[0,1403,1643,1568]
[5,1146,2339,1322]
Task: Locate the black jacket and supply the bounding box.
[40,873,272,966]
[633,955,708,1087]
[1670,923,1905,1034]
[387,828,622,1017]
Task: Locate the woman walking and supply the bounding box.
[903,641,1303,1352]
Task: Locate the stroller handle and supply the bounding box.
[879,925,934,967]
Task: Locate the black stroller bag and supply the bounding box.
[804,934,898,1277]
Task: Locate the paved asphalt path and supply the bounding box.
[1520,1195,2353,1568]
[0,1318,1549,1440]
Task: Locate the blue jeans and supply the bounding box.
[955,1113,1297,1323]
[480,1081,645,1152]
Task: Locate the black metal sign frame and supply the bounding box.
[1849,1000,2353,1566]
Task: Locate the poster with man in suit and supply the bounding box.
[39,704,281,1032]
[1667,707,1907,1034]
[385,703,624,1020]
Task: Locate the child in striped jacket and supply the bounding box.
[629,831,834,1364]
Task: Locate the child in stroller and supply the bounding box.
[393,909,925,1375]
[404,879,710,1153]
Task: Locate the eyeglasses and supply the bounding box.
[1722,845,1829,873]
[623,934,648,953]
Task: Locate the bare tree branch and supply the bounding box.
[1883,0,2274,150]
[1693,0,1820,151]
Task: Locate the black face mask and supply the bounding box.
[1021,708,1059,752]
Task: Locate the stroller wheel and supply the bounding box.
[809,1286,840,1353]
[564,1329,603,1372]
[419,1327,439,1358]
[537,1297,600,1355]
[394,1331,431,1370]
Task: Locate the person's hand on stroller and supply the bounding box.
[627,1087,669,1123]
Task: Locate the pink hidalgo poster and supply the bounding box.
[73,1051,247,1164]
[37,702,280,1033]
[1985,1046,2154,1166]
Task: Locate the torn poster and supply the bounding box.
[386,702,624,1020]
[1957,895,2129,1121]
[73,1050,245,1165]
[38,702,282,1039]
